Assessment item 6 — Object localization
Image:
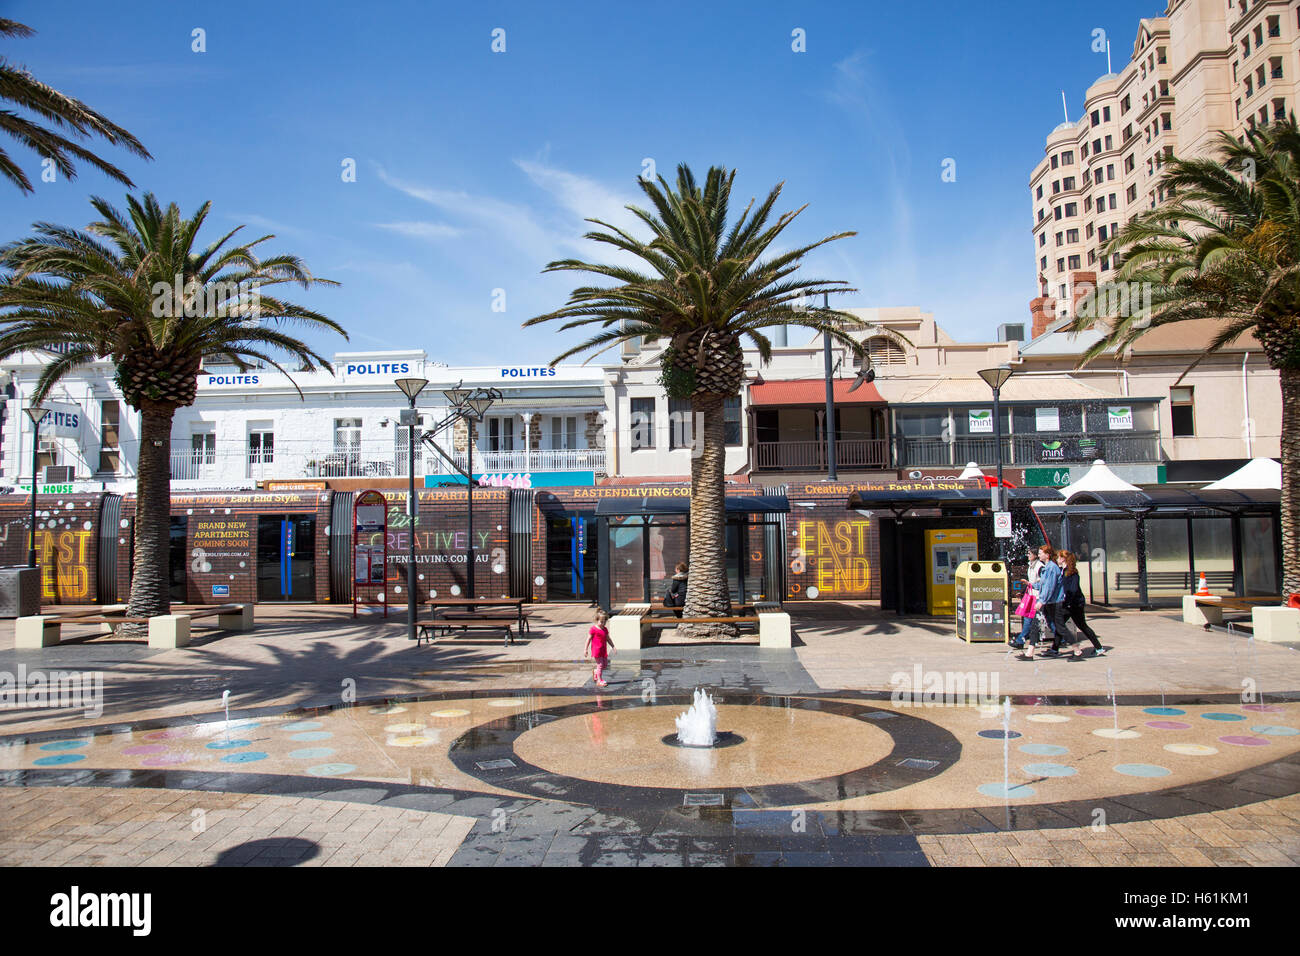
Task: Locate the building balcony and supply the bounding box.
[169,441,606,483]
[889,431,1162,469]
[754,438,889,472]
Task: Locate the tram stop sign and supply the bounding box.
[994,511,1013,538]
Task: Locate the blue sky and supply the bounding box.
[2,0,1162,365]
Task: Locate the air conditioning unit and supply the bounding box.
[43,465,74,483]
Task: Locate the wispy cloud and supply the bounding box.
[373,220,461,241]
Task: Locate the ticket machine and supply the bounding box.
[923,529,978,615]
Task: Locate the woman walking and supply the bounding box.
[1059,551,1105,659]
[1011,546,1043,649]
[1021,544,1067,660]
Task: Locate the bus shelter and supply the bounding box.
[594,494,789,611]
[847,487,1064,616]
[1031,488,1281,608]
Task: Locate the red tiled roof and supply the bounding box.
[749,379,886,406]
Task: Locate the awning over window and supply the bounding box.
[749,379,886,406]
[847,487,1062,512]
[594,494,790,517]
[1033,488,1279,515]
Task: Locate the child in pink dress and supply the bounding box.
[585,610,615,687]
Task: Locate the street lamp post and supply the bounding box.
[396,378,429,642]
[24,405,46,568]
[977,366,1015,563]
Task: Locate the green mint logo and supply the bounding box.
[970,410,991,420]
[1042,441,1062,450]
[1110,407,1130,417]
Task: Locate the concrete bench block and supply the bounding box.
[15,615,61,648]
[759,611,792,648]
[609,614,647,654]
[1251,605,1300,644]
[1182,595,1223,626]
[148,614,192,649]
[218,604,254,631]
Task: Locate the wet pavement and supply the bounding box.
[0,602,1297,866]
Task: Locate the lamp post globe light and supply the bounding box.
[23,405,45,569]
[977,365,1015,564]
[395,378,428,642]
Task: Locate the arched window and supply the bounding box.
[866,336,905,367]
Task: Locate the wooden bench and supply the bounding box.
[612,607,792,652]
[417,614,515,647]
[431,609,531,633]
[1117,570,1234,591]
[1183,594,1280,628]
[15,603,254,650]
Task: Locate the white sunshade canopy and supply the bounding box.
[957,461,984,480]
[1202,457,1281,491]
[1060,459,1141,497]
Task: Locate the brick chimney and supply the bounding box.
[1070,271,1098,326]
[1030,296,1056,340]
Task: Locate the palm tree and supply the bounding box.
[525,164,870,636]
[1,19,151,192]
[1071,118,1300,597]
[0,193,345,623]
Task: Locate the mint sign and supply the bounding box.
[1107,406,1134,430]
[968,408,993,434]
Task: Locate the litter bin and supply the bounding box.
[954,560,1009,643]
[0,566,40,619]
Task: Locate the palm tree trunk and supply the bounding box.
[1280,367,1300,597]
[682,394,735,638]
[125,400,176,628]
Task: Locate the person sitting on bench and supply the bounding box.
[662,562,688,618]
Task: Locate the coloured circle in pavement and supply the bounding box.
[487,700,526,708]
[1074,708,1115,717]
[1023,763,1076,777]
[1218,735,1270,747]
[430,709,470,718]
[289,747,335,760]
[220,751,268,763]
[206,739,250,750]
[144,729,189,741]
[307,763,356,776]
[282,720,323,731]
[1026,713,1070,723]
[977,729,1022,740]
[1114,763,1171,777]
[1144,721,1191,730]
[1164,743,1218,756]
[368,706,406,715]
[289,731,332,742]
[39,740,89,751]
[1249,725,1298,736]
[1201,712,1246,721]
[384,723,425,734]
[33,754,85,766]
[388,735,436,747]
[121,745,167,755]
[1019,743,1069,756]
[1093,728,1141,739]
[1241,704,1282,713]
[1142,707,1186,716]
[141,753,190,766]
[977,783,1036,799]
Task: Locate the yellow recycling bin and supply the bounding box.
[954,560,1010,643]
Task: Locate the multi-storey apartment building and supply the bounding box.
[1029,1,1300,336]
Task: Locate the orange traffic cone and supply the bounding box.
[1195,572,1211,596]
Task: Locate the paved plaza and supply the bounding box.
[1,602,1297,867]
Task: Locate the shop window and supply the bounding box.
[630,397,655,449]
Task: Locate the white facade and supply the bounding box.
[0,350,607,491]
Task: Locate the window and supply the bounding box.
[1040,256,1047,270]
[1085,196,1093,212]
[1052,180,1060,194]
[1054,206,1062,221]
[1171,387,1195,436]
[99,400,120,474]
[1055,231,1063,246]
[1088,249,1096,265]
[1103,106,1111,121]
[1062,176,1075,190]
[1038,208,1045,222]
[724,395,742,446]
[1271,57,1283,80]
[1107,164,1115,181]
[1051,154,1059,169]
[547,415,577,451]
[1157,46,1166,65]
[1099,224,1108,241]
[1056,257,1065,272]
[1066,228,1079,243]
[1125,154,1135,172]
[1121,95,1130,114]
[1091,109,1100,126]
[191,432,216,465]
[1093,138,1102,154]
[630,397,655,449]
[668,399,693,450]
[1061,150,1074,164]
[1104,134,1113,150]
[248,429,273,465]
[1267,15,1279,38]
[1039,232,1046,247]
[334,418,361,451]
[1067,255,1081,269]
[1109,194,1118,210]
[486,416,515,452]
[1274,98,1286,122]
[868,336,905,366]
[1086,223,1094,239]
[1036,184,1043,199]
[1101,255,1110,271]
[1064,202,1077,216]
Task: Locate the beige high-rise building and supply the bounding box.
[1028,1,1300,336]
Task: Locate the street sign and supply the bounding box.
[994,511,1013,538]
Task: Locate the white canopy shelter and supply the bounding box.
[1202,457,1282,491]
[1060,459,1141,497]
[957,461,984,480]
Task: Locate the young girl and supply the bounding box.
[585,610,615,687]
